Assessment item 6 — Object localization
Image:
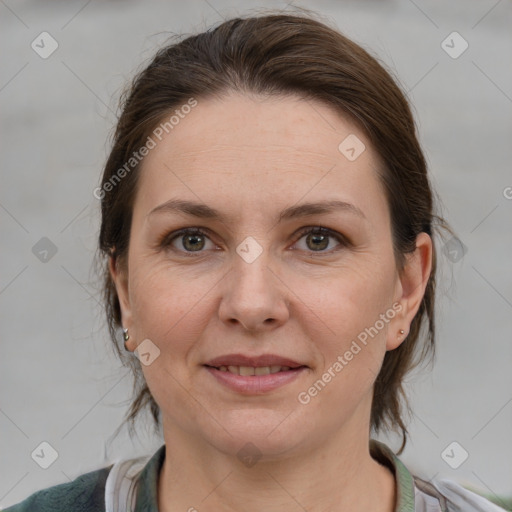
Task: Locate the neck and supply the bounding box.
[157,423,396,512]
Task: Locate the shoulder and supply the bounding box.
[1,465,112,512]
[369,440,507,512]
[414,476,508,512]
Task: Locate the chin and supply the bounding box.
[203,408,313,460]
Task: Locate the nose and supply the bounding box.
[218,249,290,333]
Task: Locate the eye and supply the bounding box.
[160,226,349,256]
[161,228,216,254]
[293,226,348,253]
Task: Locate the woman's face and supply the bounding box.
[112,92,429,458]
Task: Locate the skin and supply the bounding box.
[110,92,432,512]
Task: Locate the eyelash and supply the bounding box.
[158,226,350,256]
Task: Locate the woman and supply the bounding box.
[4,11,506,512]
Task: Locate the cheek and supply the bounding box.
[292,257,396,384]
[291,267,394,420]
[128,257,216,347]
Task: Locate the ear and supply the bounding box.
[109,253,135,351]
[387,232,433,351]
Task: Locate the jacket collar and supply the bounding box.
[370,440,416,511]
[134,440,417,511]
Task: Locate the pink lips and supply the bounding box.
[203,353,308,394]
[205,353,304,368]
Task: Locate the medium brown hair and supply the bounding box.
[97,10,452,453]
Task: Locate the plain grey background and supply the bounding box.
[1,0,511,508]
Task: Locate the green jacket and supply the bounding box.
[2,440,506,511]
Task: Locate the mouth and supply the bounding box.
[204,364,304,375]
[204,365,307,394]
[204,353,306,369]
[203,354,308,394]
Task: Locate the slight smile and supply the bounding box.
[203,353,309,394]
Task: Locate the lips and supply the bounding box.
[215,365,292,376]
[203,353,308,394]
[204,353,305,369]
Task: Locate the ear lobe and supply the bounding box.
[109,253,132,331]
[386,232,433,351]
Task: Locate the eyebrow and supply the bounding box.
[148,198,366,223]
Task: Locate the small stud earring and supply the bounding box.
[399,329,405,336]
[122,328,130,351]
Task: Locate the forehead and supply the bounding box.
[134,92,388,224]
[146,92,366,164]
